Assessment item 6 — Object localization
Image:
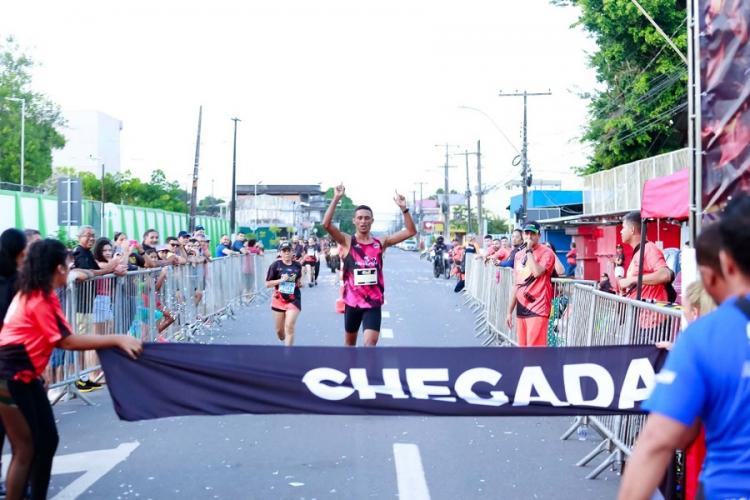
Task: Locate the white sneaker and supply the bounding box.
[47,387,65,404]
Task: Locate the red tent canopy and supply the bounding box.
[641,168,690,220]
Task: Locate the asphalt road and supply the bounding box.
[47,250,621,499]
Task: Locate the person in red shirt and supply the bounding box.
[0,239,142,500]
[617,211,672,302]
[565,242,577,277]
[505,221,556,347]
[617,211,673,334]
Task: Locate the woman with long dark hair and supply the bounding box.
[92,238,116,335]
[0,239,142,499]
[0,229,27,497]
[0,229,27,330]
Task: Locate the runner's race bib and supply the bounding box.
[354,268,377,286]
[307,248,316,256]
[279,280,296,295]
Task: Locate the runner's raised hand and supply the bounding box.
[393,190,407,210]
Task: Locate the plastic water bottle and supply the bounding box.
[577,423,589,441]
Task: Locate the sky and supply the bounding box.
[1,0,599,230]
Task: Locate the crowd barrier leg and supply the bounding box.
[560,415,587,441]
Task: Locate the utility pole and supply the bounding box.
[188,106,202,232]
[414,181,427,246]
[452,141,483,236]
[101,162,105,233]
[476,140,484,236]
[435,144,459,239]
[230,117,241,234]
[452,150,473,235]
[498,90,551,224]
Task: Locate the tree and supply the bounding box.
[46,167,189,212]
[552,0,688,173]
[197,196,225,216]
[450,205,478,233]
[486,215,510,235]
[451,206,510,235]
[0,36,66,187]
[323,186,358,234]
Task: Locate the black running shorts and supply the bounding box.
[344,305,382,333]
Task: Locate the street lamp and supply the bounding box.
[230,117,241,234]
[254,180,263,229]
[5,97,25,191]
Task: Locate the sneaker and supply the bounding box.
[47,386,65,404]
[75,380,94,393]
[76,379,103,392]
[87,379,103,390]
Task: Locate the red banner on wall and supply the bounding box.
[700,0,750,211]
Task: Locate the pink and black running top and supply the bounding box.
[343,235,385,309]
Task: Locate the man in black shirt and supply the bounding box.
[72,226,121,277]
[71,225,125,392]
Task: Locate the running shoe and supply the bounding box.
[87,379,103,390]
[75,380,94,393]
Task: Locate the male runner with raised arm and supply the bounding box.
[323,184,416,346]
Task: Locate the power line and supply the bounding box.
[594,17,687,119]
[611,101,687,146]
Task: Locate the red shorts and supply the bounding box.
[517,316,548,347]
[271,293,300,312]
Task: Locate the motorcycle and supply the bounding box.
[442,250,451,279]
[432,249,450,279]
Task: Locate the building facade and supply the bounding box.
[52,110,123,176]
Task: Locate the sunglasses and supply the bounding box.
[280,248,292,252]
[170,243,179,248]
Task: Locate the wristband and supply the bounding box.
[402,208,409,214]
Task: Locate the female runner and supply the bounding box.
[266,241,303,346]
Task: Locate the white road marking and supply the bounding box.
[2,441,140,500]
[382,311,391,318]
[393,443,431,500]
[381,328,394,338]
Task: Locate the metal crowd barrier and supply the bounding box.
[462,257,680,480]
[44,253,276,405]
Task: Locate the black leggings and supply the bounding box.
[8,379,58,500]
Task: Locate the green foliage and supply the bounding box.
[54,227,78,249]
[0,36,66,187]
[553,0,688,173]
[324,186,357,234]
[451,206,510,235]
[486,216,510,235]
[46,167,189,212]
[197,195,225,216]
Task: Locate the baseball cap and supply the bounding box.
[195,225,205,231]
[156,244,170,252]
[522,221,541,233]
[279,241,292,250]
[178,230,190,238]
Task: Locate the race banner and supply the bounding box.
[99,344,665,421]
[699,0,750,211]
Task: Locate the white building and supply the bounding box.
[52,110,123,176]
